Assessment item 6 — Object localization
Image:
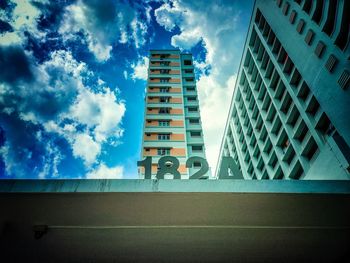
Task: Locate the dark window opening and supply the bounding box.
[192,145,203,151]
[322,0,338,36]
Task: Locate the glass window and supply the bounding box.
[158,134,170,140]
[186,87,195,91]
[159,108,170,114]
[157,148,170,155]
[192,145,203,151]
[189,118,200,124]
[190,131,201,137]
[160,87,170,93]
[160,97,170,103]
[159,120,170,126]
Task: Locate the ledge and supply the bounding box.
[0,179,350,193]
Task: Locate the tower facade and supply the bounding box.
[140,50,208,179]
[217,0,350,180]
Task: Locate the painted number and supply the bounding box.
[156,156,181,179]
[186,156,209,179]
[137,156,152,179]
[137,156,209,179]
[218,156,243,179]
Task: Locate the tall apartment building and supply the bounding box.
[217,0,350,180]
[139,50,208,179]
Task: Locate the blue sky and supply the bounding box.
[0,0,253,179]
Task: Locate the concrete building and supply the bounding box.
[139,50,208,179]
[217,0,350,180]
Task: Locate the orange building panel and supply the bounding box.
[170,108,183,115]
[147,97,159,103]
[170,88,181,93]
[171,120,184,127]
[140,164,187,174]
[170,70,180,74]
[148,88,160,93]
[171,148,186,156]
[170,62,180,66]
[171,134,185,141]
[143,134,158,140]
[143,133,185,141]
[169,79,180,83]
[143,148,157,156]
[170,97,182,103]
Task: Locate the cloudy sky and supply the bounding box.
[0,0,253,179]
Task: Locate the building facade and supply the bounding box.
[217,0,350,180]
[139,50,208,179]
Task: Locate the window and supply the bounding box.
[147,120,152,123]
[192,145,203,151]
[160,78,169,83]
[145,148,150,152]
[158,134,170,140]
[157,148,170,155]
[282,2,290,15]
[184,69,193,73]
[296,19,305,33]
[187,96,197,101]
[193,162,201,168]
[338,70,350,90]
[189,118,200,124]
[160,54,169,59]
[160,97,170,103]
[186,87,195,91]
[188,107,198,112]
[289,10,297,24]
[325,54,338,73]
[314,41,326,58]
[184,60,192,65]
[159,108,170,114]
[304,29,314,45]
[160,61,170,66]
[186,78,194,82]
[190,131,201,137]
[159,120,170,126]
[160,87,170,93]
[160,69,170,74]
[146,133,151,137]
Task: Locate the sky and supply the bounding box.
[0,0,254,179]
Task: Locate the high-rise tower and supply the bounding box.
[139,50,208,179]
[217,0,350,180]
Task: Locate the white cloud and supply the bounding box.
[0,0,45,46]
[154,3,182,31]
[70,88,126,143]
[171,28,202,50]
[73,133,101,166]
[123,70,128,79]
[0,48,126,176]
[155,1,244,173]
[0,32,22,46]
[131,56,149,81]
[86,163,123,179]
[59,0,150,62]
[198,75,236,172]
